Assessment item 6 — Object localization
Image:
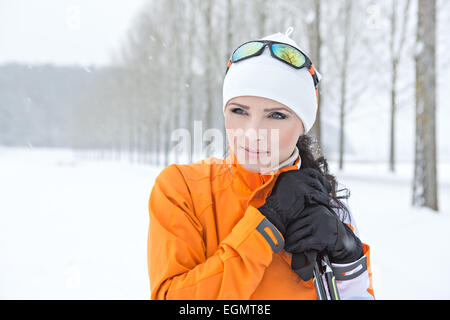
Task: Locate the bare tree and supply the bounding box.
[257,0,268,36]
[338,0,352,170]
[184,0,201,163]
[202,0,215,157]
[222,0,234,155]
[308,0,323,152]
[389,0,412,172]
[413,0,438,211]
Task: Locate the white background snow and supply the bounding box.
[0,147,449,299]
[1,0,449,300]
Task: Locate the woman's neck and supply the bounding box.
[268,146,300,171]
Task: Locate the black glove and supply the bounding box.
[285,204,363,280]
[257,168,332,236]
[291,250,322,281]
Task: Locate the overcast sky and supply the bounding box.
[0,0,147,66]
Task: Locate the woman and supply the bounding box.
[147,27,374,300]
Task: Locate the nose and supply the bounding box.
[242,121,269,150]
[243,116,263,137]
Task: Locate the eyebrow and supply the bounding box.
[227,102,293,114]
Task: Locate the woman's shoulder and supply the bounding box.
[156,156,229,184]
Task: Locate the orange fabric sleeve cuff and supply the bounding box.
[221,205,285,255]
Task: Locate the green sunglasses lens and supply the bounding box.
[232,41,265,62]
[271,43,306,67]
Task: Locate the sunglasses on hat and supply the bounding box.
[225,40,320,103]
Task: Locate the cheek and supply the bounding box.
[278,129,299,147]
[224,116,236,140]
[225,114,248,146]
[225,129,235,145]
[268,122,301,152]
[225,113,245,130]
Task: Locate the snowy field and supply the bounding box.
[0,147,449,300]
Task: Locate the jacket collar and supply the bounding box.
[225,146,302,192]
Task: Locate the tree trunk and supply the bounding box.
[413,0,438,211]
[338,0,351,170]
[309,0,322,153]
[389,0,411,172]
[223,0,233,157]
[204,1,214,157]
[390,61,397,172]
[389,0,397,173]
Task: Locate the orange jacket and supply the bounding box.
[147,149,374,300]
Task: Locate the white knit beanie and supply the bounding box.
[222,27,322,133]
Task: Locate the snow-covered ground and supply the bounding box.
[0,147,449,299]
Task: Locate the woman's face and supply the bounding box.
[224,96,305,173]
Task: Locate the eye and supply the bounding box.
[231,107,247,115]
[269,112,288,120]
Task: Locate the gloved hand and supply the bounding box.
[257,168,332,237]
[285,204,363,280]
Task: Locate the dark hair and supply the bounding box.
[296,134,351,223]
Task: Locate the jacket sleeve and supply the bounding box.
[147,164,284,300]
[330,202,375,300]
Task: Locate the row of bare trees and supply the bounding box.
[71,0,444,211]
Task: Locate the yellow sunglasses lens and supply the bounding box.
[271,43,306,67]
[232,41,265,62]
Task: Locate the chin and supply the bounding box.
[238,159,273,173]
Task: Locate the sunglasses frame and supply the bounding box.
[225,40,320,89]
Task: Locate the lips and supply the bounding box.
[241,146,269,155]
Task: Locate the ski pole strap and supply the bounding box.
[332,255,368,281]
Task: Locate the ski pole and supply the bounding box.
[313,259,327,300]
[322,255,340,300]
